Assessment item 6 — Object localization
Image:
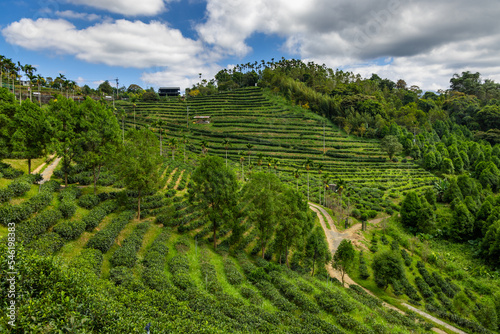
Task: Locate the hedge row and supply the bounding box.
[168,254,195,290]
[269,271,320,313]
[0,190,53,226]
[223,258,245,286]
[85,211,134,253]
[110,222,151,268]
[27,232,65,256]
[17,208,63,244]
[69,248,103,276]
[142,227,171,291]
[83,200,118,231]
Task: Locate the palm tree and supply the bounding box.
[181,133,190,162]
[0,55,5,88]
[317,163,324,203]
[304,158,313,201]
[222,138,231,167]
[336,177,346,220]
[293,168,301,191]
[273,158,280,175]
[153,118,165,155]
[35,74,45,107]
[239,151,245,179]
[130,96,137,128]
[256,153,264,171]
[322,174,330,207]
[22,64,36,102]
[200,139,208,155]
[169,138,178,160]
[117,108,126,144]
[246,143,253,167]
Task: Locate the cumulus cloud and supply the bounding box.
[1,18,204,69]
[63,0,169,16]
[197,0,500,89]
[55,10,102,21]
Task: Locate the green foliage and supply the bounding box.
[305,226,331,276]
[110,222,150,268]
[380,135,403,159]
[371,250,406,290]
[114,128,162,219]
[85,211,134,253]
[400,191,435,233]
[78,193,100,209]
[333,239,355,286]
[53,220,86,240]
[188,155,238,249]
[82,200,118,231]
[451,202,474,241]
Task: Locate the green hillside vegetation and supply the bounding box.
[1,56,500,333]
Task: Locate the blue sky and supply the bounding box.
[1,0,500,92]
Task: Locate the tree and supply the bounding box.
[98,80,113,95]
[275,187,310,267]
[293,168,301,191]
[380,135,403,160]
[332,239,354,286]
[49,95,85,186]
[222,138,231,167]
[451,202,474,241]
[117,108,126,144]
[242,172,283,258]
[400,191,435,233]
[115,128,162,220]
[78,98,120,194]
[152,118,165,155]
[188,156,238,249]
[246,143,253,166]
[372,250,406,290]
[239,151,245,180]
[11,99,51,174]
[304,158,313,201]
[200,139,209,155]
[305,227,331,276]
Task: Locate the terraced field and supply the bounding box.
[119,87,438,215]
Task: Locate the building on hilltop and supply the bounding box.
[158,87,180,97]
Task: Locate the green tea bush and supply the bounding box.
[17,208,63,244]
[110,222,150,268]
[270,271,320,313]
[78,194,100,209]
[69,248,103,276]
[85,211,134,253]
[0,190,53,225]
[83,200,118,231]
[142,228,171,291]
[27,232,65,256]
[7,178,31,197]
[58,200,77,219]
[415,276,434,299]
[223,258,245,285]
[53,220,86,240]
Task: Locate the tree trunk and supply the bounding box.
[311,250,317,276]
[28,158,31,175]
[285,246,290,268]
[261,239,266,259]
[213,225,217,250]
[137,188,141,220]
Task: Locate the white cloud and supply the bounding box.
[2,18,204,69]
[55,10,102,21]
[197,0,500,90]
[63,0,169,16]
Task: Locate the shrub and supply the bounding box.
[0,191,53,226]
[8,178,31,197]
[53,220,86,240]
[415,276,433,298]
[82,200,118,231]
[17,208,63,244]
[58,200,77,219]
[78,194,100,209]
[85,211,134,253]
[400,249,412,266]
[27,232,65,256]
[223,258,245,285]
[68,248,103,276]
[110,222,150,268]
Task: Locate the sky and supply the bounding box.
[1,0,500,93]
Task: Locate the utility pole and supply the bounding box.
[114,77,119,108]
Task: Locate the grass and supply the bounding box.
[3,156,47,174]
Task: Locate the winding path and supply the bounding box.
[308,202,466,334]
[37,156,62,183]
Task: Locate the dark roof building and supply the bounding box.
[158,87,180,97]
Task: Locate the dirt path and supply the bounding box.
[309,202,467,334]
[32,154,56,175]
[39,156,62,183]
